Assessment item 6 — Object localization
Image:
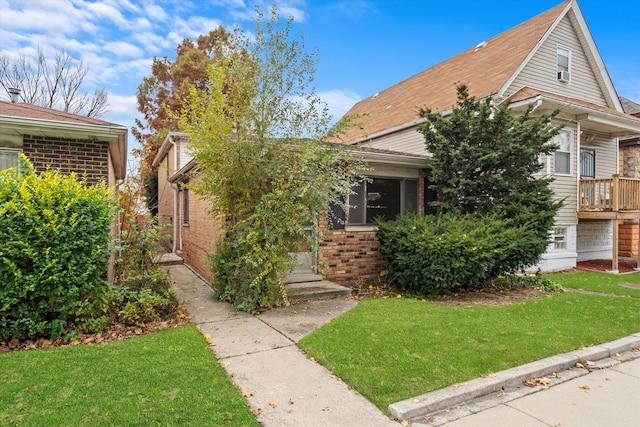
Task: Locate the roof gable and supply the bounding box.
[335,0,626,144]
[336,1,570,142]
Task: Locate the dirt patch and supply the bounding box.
[576,259,638,274]
[429,286,547,306]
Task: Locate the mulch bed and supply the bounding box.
[0,309,192,353]
[576,259,638,274]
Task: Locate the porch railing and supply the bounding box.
[579,175,640,211]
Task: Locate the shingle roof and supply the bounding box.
[620,96,640,117]
[0,100,122,127]
[335,1,569,142]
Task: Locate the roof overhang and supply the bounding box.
[0,114,128,180]
[357,149,430,167]
[507,95,640,136]
[152,132,191,168]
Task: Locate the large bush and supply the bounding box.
[376,213,540,295]
[0,156,113,339]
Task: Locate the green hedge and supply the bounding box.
[375,213,539,295]
[0,155,114,339]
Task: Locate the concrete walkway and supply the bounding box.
[166,263,640,427]
[165,264,397,427]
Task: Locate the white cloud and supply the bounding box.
[336,1,378,20]
[103,41,144,59]
[144,3,169,21]
[318,89,361,123]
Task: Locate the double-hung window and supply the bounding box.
[557,46,571,82]
[349,177,417,225]
[554,129,572,175]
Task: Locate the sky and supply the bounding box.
[1,0,639,161]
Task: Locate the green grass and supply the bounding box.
[299,290,640,412]
[0,326,259,427]
[545,271,640,297]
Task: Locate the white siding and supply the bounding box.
[581,131,617,178]
[548,123,579,225]
[363,126,428,156]
[506,13,608,107]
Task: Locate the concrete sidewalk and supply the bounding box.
[166,263,640,427]
[165,264,397,427]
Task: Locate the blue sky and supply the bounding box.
[1,0,639,156]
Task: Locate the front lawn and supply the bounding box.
[299,275,640,413]
[0,326,259,426]
[545,270,640,298]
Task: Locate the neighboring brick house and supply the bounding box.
[617,97,640,257]
[155,0,640,285]
[0,98,128,280]
[0,100,127,186]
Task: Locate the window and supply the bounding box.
[553,227,567,250]
[349,177,417,225]
[557,46,571,82]
[554,129,572,175]
[0,149,19,171]
[182,186,189,225]
[580,148,595,178]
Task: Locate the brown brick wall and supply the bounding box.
[318,222,384,285]
[317,174,429,285]
[619,222,639,257]
[180,174,222,279]
[22,135,109,185]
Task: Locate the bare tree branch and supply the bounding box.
[0,47,110,118]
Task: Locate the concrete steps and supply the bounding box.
[285,277,351,302]
[153,252,184,266]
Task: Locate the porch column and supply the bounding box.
[610,218,619,273]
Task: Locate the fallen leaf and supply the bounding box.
[413,399,420,403]
[548,372,560,379]
[288,398,294,405]
[576,362,584,368]
[615,352,622,357]
[255,408,263,415]
[222,362,231,367]
[242,390,253,397]
[203,333,211,340]
[584,360,595,366]
[268,400,279,408]
[401,421,409,426]
[299,323,308,328]
[579,385,590,390]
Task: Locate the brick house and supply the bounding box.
[0,99,128,280]
[155,0,640,285]
[0,100,127,186]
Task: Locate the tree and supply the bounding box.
[0,47,109,118]
[417,84,563,272]
[133,28,231,171]
[180,9,362,311]
[133,28,232,214]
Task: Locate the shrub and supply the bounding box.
[375,213,540,295]
[110,216,178,326]
[0,155,113,339]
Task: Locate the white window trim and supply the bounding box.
[554,129,573,176]
[552,226,568,250]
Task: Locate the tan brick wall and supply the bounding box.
[619,222,639,257]
[22,135,109,185]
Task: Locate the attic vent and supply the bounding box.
[474,41,487,51]
[372,92,379,99]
